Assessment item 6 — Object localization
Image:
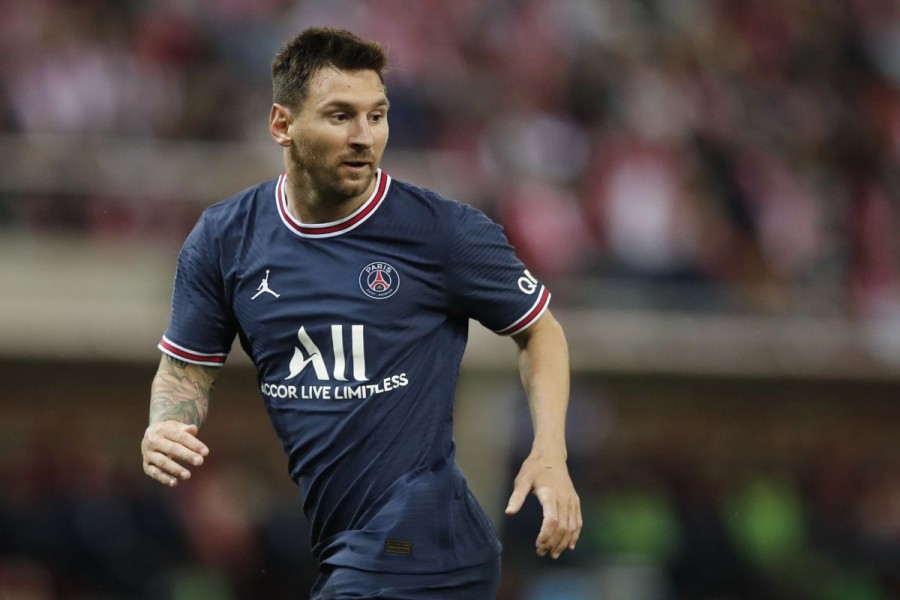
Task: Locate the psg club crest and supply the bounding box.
[359,261,400,300]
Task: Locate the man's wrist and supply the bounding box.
[529,442,568,462]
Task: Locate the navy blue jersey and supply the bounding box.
[159,170,550,574]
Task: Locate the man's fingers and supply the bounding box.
[143,456,182,487]
[141,421,209,488]
[534,487,560,556]
[545,522,567,558]
[146,420,207,453]
[167,436,205,463]
[553,496,583,557]
[550,511,576,558]
[145,450,192,482]
[144,424,208,466]
[534,487,583,559]
[569,528,581,551]
[173,424,209,457]
[536,514,559,557]
[570,496,583,550]
[144,463,178,487]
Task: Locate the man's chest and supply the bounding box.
[228,238,447,370]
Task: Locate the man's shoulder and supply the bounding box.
[387,176,468,219]
[388,176,496,232]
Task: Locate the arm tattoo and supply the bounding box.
[167,356,190,369]
[149,355,219,426]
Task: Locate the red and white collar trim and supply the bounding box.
[276,169,391,238]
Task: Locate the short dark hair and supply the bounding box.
[272,27,387,109]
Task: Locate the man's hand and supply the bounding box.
[505,452,582,559]
[141,420,209,487]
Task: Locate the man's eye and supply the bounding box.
[370,114,383,123]
[332,113,349,122]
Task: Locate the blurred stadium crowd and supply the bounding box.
[2,0,900,315]
[3,0,900,599]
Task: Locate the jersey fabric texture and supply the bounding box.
[159,169,551,575]
[311,555,501,599]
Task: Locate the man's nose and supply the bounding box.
[348,116,374,148]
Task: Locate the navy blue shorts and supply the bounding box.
[310,556,501,599]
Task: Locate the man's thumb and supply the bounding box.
[505,486,528,515]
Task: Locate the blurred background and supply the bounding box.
[2,0,900,598]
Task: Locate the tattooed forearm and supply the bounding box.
[167,356,190,369]
[149,355,219,426]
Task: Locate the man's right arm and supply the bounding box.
[141,354,218,487]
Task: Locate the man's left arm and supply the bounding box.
[505,309,582,559]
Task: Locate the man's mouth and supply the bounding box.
[341,160,372,173]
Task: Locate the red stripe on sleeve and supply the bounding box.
[496,287,551,336]
[158,337,227,366]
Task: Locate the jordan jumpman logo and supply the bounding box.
[252,270,281,299]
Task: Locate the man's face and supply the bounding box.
[287,67,389,203]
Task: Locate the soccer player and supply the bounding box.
[140,27,581,599]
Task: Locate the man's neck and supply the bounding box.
[283,172,376,224]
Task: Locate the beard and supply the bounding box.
[288,138,377,204]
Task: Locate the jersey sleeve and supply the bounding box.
[158,212,236,366]
[445,203,551,336]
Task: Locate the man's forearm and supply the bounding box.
[513,311,571,457]
[149,355,218,426]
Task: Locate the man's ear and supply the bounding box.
[269,103,292,147]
